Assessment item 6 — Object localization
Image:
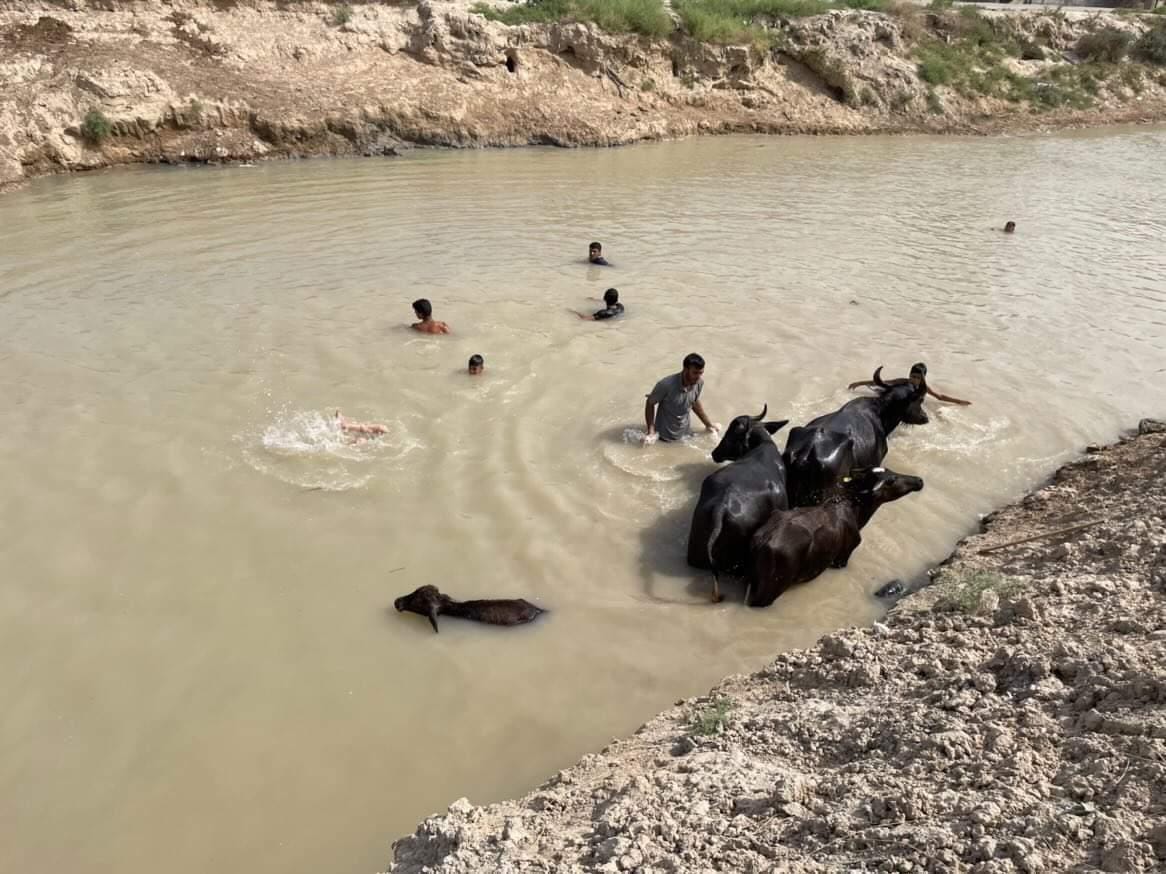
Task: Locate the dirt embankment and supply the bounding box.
[3,0,1166,192]
[389,419,1166,873]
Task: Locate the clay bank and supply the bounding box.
[4,0,1166,190]
[389,421,1166,873]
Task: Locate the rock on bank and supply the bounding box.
[389,422,1166,873]
[3,0,1166,191]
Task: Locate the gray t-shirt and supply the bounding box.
[647,373,703,442]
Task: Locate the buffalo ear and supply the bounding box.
[763,419,789,434]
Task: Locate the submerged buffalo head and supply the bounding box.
[710,405,789,463]
[840,466,924,527]
[394,584,447,633]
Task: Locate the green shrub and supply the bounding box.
[926,87,943,113]
[1076,27,1132,63]
[689,696,734,736]
[81,109,112,145]
[641,76,656,91]
[917,50,954,85]
[474,0,672,38]
[1134,22,1166,65]
[331,4,352,26]
[941,570,1023,613]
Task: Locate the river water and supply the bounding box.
[2,130,1164,874]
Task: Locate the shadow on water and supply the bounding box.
[634,461,753,605]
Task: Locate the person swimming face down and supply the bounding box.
[468,354,484,376]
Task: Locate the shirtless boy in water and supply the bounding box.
[848,362,971,406]
[411,298,450,334]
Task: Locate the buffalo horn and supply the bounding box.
[872,366,886,387]
[752,404,768,423]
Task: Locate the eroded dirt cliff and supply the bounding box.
[2,0,1166,191]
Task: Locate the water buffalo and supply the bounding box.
[784,366,927,506]
[686,406,789,603]
[394,585,545,633]
[748,467,924,607]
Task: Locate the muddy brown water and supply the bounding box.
[2,130,1165,874]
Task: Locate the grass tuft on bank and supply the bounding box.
[471,0,673,38]
[674,0,891,46]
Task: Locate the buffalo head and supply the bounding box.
[871,366,929,430]
[711,405,789,463]
[395,584,445,633]
[841,466,924,526]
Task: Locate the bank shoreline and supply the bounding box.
[4,0,1166,194]
[388,419,1166,873]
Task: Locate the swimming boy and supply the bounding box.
[1003,221,1016,234]
[574,288,625,321]
[848,362,971,406]
[588,242,610,266]
[411,299,450,334]
[468,354,485,375]
[335,410,388,437]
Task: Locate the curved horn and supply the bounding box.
[753,404,768,423]
[872,366,886,388]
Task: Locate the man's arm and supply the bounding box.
[644,398,657,435]
[927,386,971,405]
[692,400,715,431]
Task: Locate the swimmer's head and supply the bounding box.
[603,288,619,307]
[468,354,484,376]
[412,298,433,320]
[1004,221,1016,234]
[682,352,705,385]
[588,242,603,262]
[909,362,927,387]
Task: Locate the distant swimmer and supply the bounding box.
[848,362,971,406]
[411,298,450,335]
[335,410,388,437]
[1003,221,1016,234]
[468,354,485,375]
[588,241,610,266]
[643,353,721,446]
[574,288,625,321]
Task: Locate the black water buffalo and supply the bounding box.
[784,366,927,506]
[686,406,789,603]
[748,467,924,607]
[394,585,545,633]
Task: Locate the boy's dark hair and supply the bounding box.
[468,354,484,368]
[683,353,705,370]
[412,298,432,319]
[909,362,927,377]
[603,288,619,306]
[589,241,602,251]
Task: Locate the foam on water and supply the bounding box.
[238,408,420,490]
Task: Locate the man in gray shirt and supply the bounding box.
[644,353,720,444]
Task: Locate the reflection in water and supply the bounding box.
[1,130,1165,874]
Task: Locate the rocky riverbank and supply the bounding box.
[389,419,1166,873]
[3,0,1166,192]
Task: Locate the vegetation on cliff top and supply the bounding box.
[471,1,1166,114]
[471,0,672,37]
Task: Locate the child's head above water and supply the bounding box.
[468,354,485,375]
